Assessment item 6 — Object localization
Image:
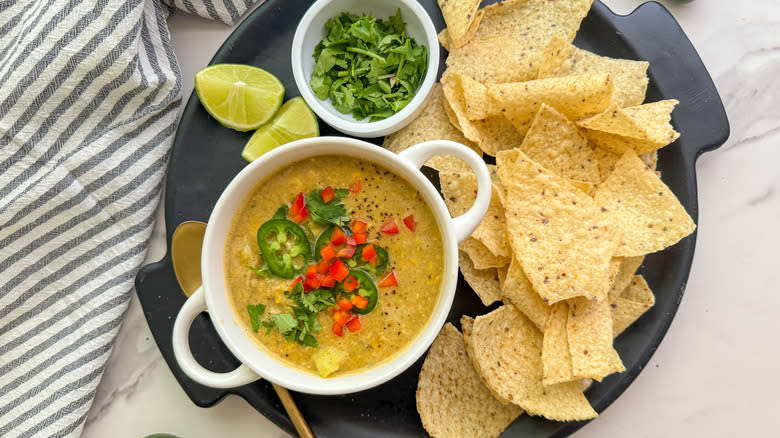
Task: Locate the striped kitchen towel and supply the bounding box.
[0,1,260,437]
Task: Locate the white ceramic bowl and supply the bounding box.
[291,0,440,138]
[172,136,490,394]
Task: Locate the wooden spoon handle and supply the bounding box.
[272,383,315,438]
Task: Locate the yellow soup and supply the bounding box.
[224,155,443,377]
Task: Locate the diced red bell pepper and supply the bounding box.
[316,259,331,275]
[345,236,357,247]
[331,321,343,337]
[332,310,350,326]
[403,214,416,232]
[289,276,303,291]
[362,244,378,266]
[321,186,335,204]
[320,243,336,261]
[352,220,368,233]
[291,206,308,224]
[304,275,320,290]
[380,219,399,235]
[288,192,308,223]
[349,180,362,194]
[330,226,346,246]
[305,263,318,279]
[320,275,336,288]
[336,244,356,259]
[329,259,350,282]
[378,271,398,288]
[337,297,353,311]
[351,295,369,309]
[342,276,358,292]
[354,232,367,244]
[345,315,361,333]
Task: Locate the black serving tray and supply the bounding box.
[135,1,729,436]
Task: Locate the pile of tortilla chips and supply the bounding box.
[394,0,695,435]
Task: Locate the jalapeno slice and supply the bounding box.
[351,243,389,275]
[257,219,312,278]
[342,269,378,314]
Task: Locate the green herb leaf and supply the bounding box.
[245,265,271,278]
[309,9,426,121]
[246,304,266,332]
[305,188,350,227]
[269,312,298,334]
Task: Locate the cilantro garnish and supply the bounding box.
[259,282,337,348]
[310,9,427,121]
[306,187,350,227]
[246,264,271,278]
[246,303,266,332]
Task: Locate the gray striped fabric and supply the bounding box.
[0,0,260,436]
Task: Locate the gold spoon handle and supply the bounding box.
[272,383,315,438]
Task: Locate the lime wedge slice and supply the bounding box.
[241,97,319,162]
[194,64,285,131]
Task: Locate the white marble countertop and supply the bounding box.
[82,1,780,437]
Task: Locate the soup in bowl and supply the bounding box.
[172,137,490,394]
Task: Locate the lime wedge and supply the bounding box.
[241,97,319,162]
[194,64,284,131]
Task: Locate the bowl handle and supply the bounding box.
[172,286,260,388]
[397,140,491,244]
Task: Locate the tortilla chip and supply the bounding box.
[446,35,539,84]
[639,150,658,171]
[567,179,597,196]
[497,151,622,304]
[438,0,483,49]
[497,264,509,289]
[592,257,621,302]
[542,301,575,386]
[438,28,452,51]
[441,71,484,140]
[607,256,644,303]
[567,297,625,381]
[590,143,621,181]
[611,275,655,337]
[469,115,525,156]
[519,103,601,183]
[459,251,502,306]
[594,150,695,256]
[460,75,501,121]
[460,237,511,269]
[417,323,523,438]
[501,258,550,332]
[467,305,597,420]
[383,84,481,172]
[474,0,594,54]
[441,171,512,258]
[577,100,680,155]
[441,71,525,156]
[442,89,462,131]
[538,40,649,107]
[488,73,614,137]
[536,36,576,77]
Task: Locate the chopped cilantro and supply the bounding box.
[246,304,266,332]
[269,312,299,333]
[245,264,271,278]
[310,9,427,121]
[258,283,337,348]
[306,187,350,227]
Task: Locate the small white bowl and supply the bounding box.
[171,136,491,394]
[291,0,440,138]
